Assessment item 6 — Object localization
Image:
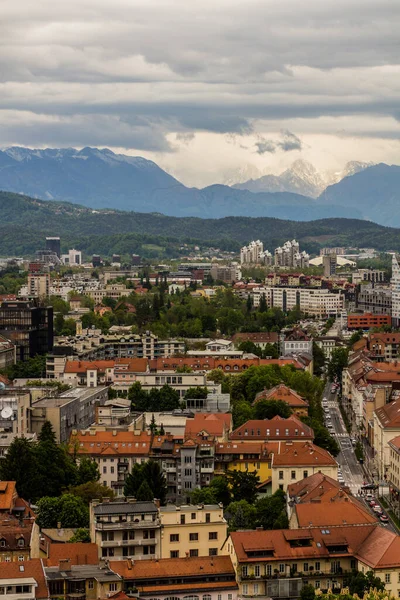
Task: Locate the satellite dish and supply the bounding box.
[1,407,13,419]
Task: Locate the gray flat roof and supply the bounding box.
[160,504,220,512]
[94,500,158,516]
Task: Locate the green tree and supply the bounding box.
[136,480,154,501]
[327,347,349,382]
[124,460,167,505]
[190,487,218,505]
[226,500,257,531]
[232,400,254,428]
[76,457,100,485]
[209,476,232,507]
[68,481,115,505]
[300,584,315,600]
[227,470,260,504]
[36,421,77,497]
[36,495,89,529]
[348,330,364,347]
[184,386,208,399]
[346,571,384,596]
[312,342,326,377]
[0,436,39,501]
[69,528,91,543]
[255,489,288,529]
[158,385,180,411]
[253,399,292,420]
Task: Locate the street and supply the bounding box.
[322,381,397,533]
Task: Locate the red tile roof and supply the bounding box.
[230,415,313,441]
[0,559,48,598]
[272,441,336,467]
[253,384,309,408]
[375,399,400,428]
[0,480,17,511]
[110,555,235,579]
[294,498,378,527]
[46,542,98,567]
[72,430,152,456]
[185,413,231,440]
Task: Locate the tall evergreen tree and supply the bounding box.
[0,437,39,501]
[136,480,154,501]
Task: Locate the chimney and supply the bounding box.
[112,430,117,436]
[153,498,160,509]
[59,559,71,571]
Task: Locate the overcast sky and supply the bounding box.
[1,0,400,186]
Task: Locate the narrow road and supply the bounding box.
[323,380,397,533]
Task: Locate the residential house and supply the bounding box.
[90,499,161,560]
[373,399,400,479]
[0,481,39,562]
[231,332,279,350]
[72,430,152,494]
[271,441,337,493]
[0,559,49,600]
[280,328,313,357]
[214,441,277,485]
[45,558,123,599]
[230,415,314,442]
[252,384,309,417]
[110,555,238,600]
[184,413,232,443]
[159,504,227,559]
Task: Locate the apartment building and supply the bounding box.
[373,399,400,479]
[230,415,314,442]
[213,441,275,483]
[392,254,400,328]
[347,313,392,330]
[280,328,313,357]
[110,555,238,600]
[0,334,15,370]
[45,559,123,598]
[27,272,50,299]
[160,504,227,559]
[248,287,344,317]
[73,430,152,493]
[369,332,400,361]
[356,284,392,315]
[90,499,161,560]
[271,441,338,493]
[224,524,400,599]
[0,301,53,362]
[30,386,107,443]
[0,481,40,563]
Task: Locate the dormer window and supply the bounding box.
[0,538,6,547]
[17,538,24,547]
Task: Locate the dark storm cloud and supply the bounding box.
[0,0,399,150]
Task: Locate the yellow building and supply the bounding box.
[160,504,227,559]
[214,441,275,485]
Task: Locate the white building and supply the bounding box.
[391,254,400,328]
[248,286,344,317]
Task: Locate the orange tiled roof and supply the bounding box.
[295,499,378,528]
[253,384,309,407]
[185,413,231,439]
[272,441,336,467]
[110,555,235,579]
[288,472,342,500]
[230,415,313,441]
[0,559,48,598]
[0,481,17,511]
[46,542,98,567]
[73,431,152,456]
[375,399,400,428]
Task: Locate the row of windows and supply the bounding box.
[170,548,218,558]
[170,532,218,542]
[278,470,309,480]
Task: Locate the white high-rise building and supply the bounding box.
[391,254,400,327]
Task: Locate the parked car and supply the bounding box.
[380,515,389,523]
[373,506,383,514]
[369,499,377,506]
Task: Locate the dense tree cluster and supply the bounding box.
[124,460,167,505]
[128,382,181,411]
[0,421,101,502]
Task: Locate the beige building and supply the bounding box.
[90,499,161,560]
[27,272,50,298]
[160,504,227,559]
[271,441,338,493]
[373,399,400,479]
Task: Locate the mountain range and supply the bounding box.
[0,147,398,225]
[232,159,373,197]
[0,190,399,258]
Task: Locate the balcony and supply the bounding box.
[95,519,161,530]
[200,465,214,473]
[100,538,158,547]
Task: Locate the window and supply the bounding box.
[254,584,259,595]
[206,513,211,523]
[103,466,107,474]
[279,484,284,490]
[242,566,248,577]
[304,563,309,572]
[185,456,192,463]
[243,585,248,595]
[170,534,179,542]
[17,538,24,547]
[315,581,320,590]
[228,595,232,600]
[15,587,31,594]
[190,533,198,541]
[170,550,179,558]
[266,565,272,576]
[386,574,391,584]
[18,555,24,562]
[218,595,222,600]
[190,549,199,557]
[88,581,94,590]
[111,466,114,474]
[181,515,186,525]
[209,532,218,540]
[110,583,117,592]
[291,470,296,480]
[351,560,356,570]
[315,562,320,571]
[279,564,285,573]
[203,595,212,600]
[303,470,308,478]
[185,469,192,476]
[255,565,260,577]
[191,513,196,520]
[279,470,284,480]
[209,548,218,556]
